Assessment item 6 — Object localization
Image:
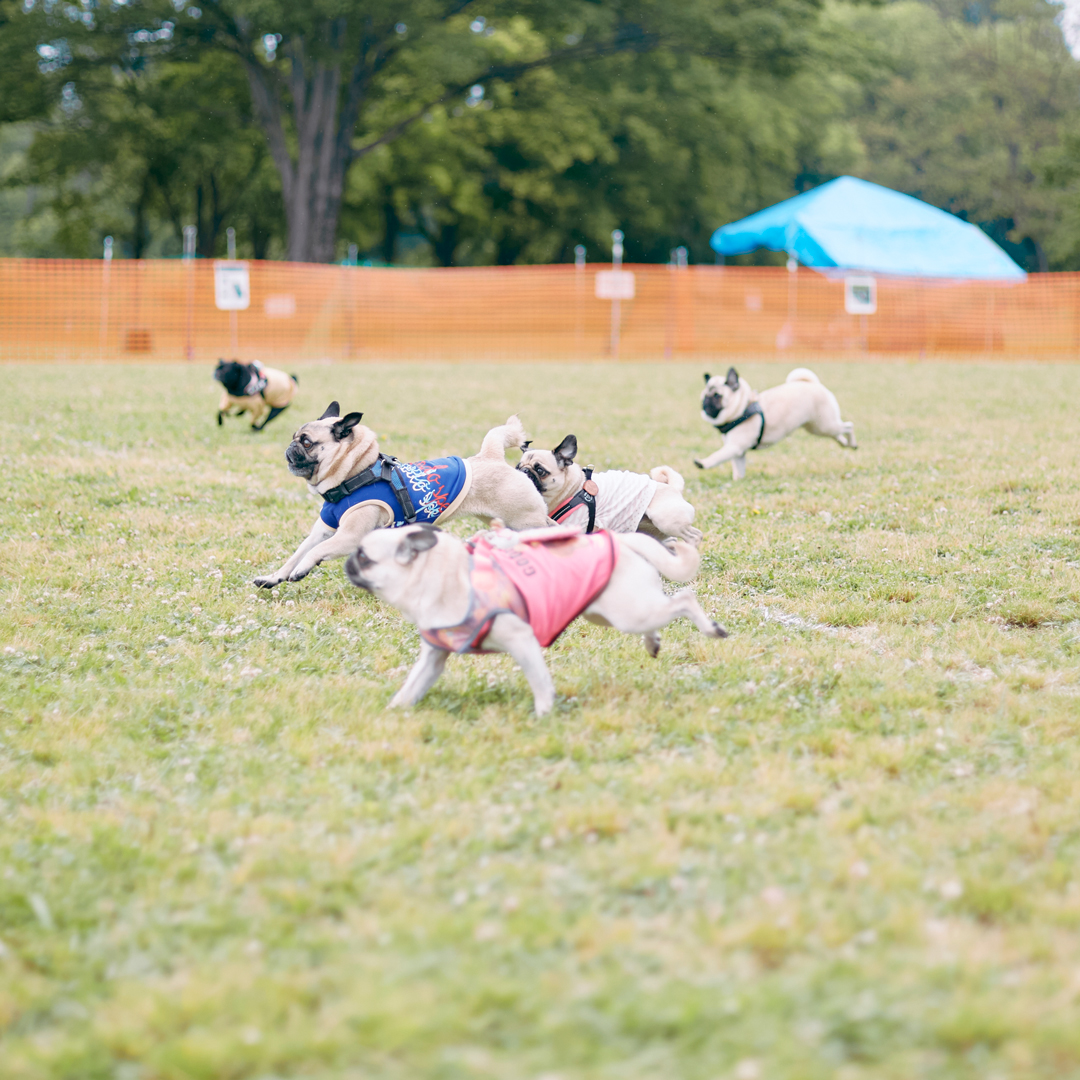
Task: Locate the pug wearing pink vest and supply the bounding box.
[345,523,727,716]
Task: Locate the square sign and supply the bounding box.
[595,270,636,300]
[844,275,877,315]
[214,261,251,311]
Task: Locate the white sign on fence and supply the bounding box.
[595,270,636,300]
[844,275,877,315]
[214,261,251,311]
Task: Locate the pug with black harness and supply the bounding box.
[694,367,856,480]
[516,436,701,544]
[214,359,298,430]
[253,404,552,590]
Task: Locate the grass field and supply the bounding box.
[2,360,1080,1080]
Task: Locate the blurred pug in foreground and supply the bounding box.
[254,404,551,589]
[344,522,727,717]
[516,435,701,544]
[214,359,298,430]
[695,367,856,480]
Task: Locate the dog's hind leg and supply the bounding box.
[217,411,224,426]
[389,642,449,708]
[254,405,289,431]
[731,453,746,481]
[483,613,556,716]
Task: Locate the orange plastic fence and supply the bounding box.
[2,258,1079,362]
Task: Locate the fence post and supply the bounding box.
[574,245,586,358]
[99,236,113,359]
[226,228,238,355]
[610,230,624,358]
[183,225,196,361]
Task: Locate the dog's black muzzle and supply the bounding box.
[702,393,723,419]
[344,549,372,590]
[285,442,318,479]
[516,462,546,495]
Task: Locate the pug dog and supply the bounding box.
[344,522,727,716]
[214,359,298,430]
[253,405,552,589]
[517,436,701,544]
[695,367,856,480]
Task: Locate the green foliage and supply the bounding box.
[2,361,1080,1076]
[838,0,1080,272]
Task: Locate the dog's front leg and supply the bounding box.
[253,517,334,588]
[694,437,751,473]
[389,641,449,708]
[484,613,555,716]
[284,505,388,583]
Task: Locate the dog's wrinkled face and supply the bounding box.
[284,400,365,481]
[345,524,440,596]
[214,359,252,397]
[701,367,742,422]
[516,435,578,499]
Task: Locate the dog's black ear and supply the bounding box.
[703,372,711,385]
[725,367,739,390]
[395,527,439,564]
[320,401,341,420]
[521,440,532,450]
[331,412,364,440]
[553,434,578,466]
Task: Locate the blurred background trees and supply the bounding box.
[2,0,1080,269]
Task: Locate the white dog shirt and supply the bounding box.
[554,470,657,534]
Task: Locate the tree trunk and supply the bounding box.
[244,24,358,264]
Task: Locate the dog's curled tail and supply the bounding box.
[618,533,700,583]
[477,414,529,461]
[649,465,685,492]
[786,367,820,384]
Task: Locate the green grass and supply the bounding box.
[2,360,1080,1080]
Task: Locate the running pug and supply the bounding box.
[214,359,298,430]
[344,523,727,716]
[253,405,551,589]
[694,367,856,480]
[517,435,702,544]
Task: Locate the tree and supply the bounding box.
[837,0,1080,271]
[339,18,862,266]
[19,52,283,259]
[22,0,835,263]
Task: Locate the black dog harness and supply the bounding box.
[550,466,599,533]
[320,453,418,522]
[715,401,766,450]
[243,361,269,398]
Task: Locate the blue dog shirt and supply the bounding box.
[319,456,471,530]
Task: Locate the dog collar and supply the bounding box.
[320,453,417,522]
[551,466,598,532]
[715,401,766,449]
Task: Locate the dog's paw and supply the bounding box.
[693,458,705,469]
[287,567,313,583]
[216,413,223,426]
[643,631,661,658]
[253,576,281,589]
[711,621,729,639]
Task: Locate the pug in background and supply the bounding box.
[253,404,552,589]
[344,522,727,716]
[517,435,701,544]
[214,359,298,430]
[695,367,856,480]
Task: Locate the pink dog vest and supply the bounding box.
[421,530,618,653]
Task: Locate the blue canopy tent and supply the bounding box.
[710,176,1026,280]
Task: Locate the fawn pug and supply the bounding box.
[253,405,550,589]
[344,523,727,716]
[214,359,298,430]
[695,367,856,480]
[517,435,701,544]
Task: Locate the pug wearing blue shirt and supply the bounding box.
[253,404,552,589]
